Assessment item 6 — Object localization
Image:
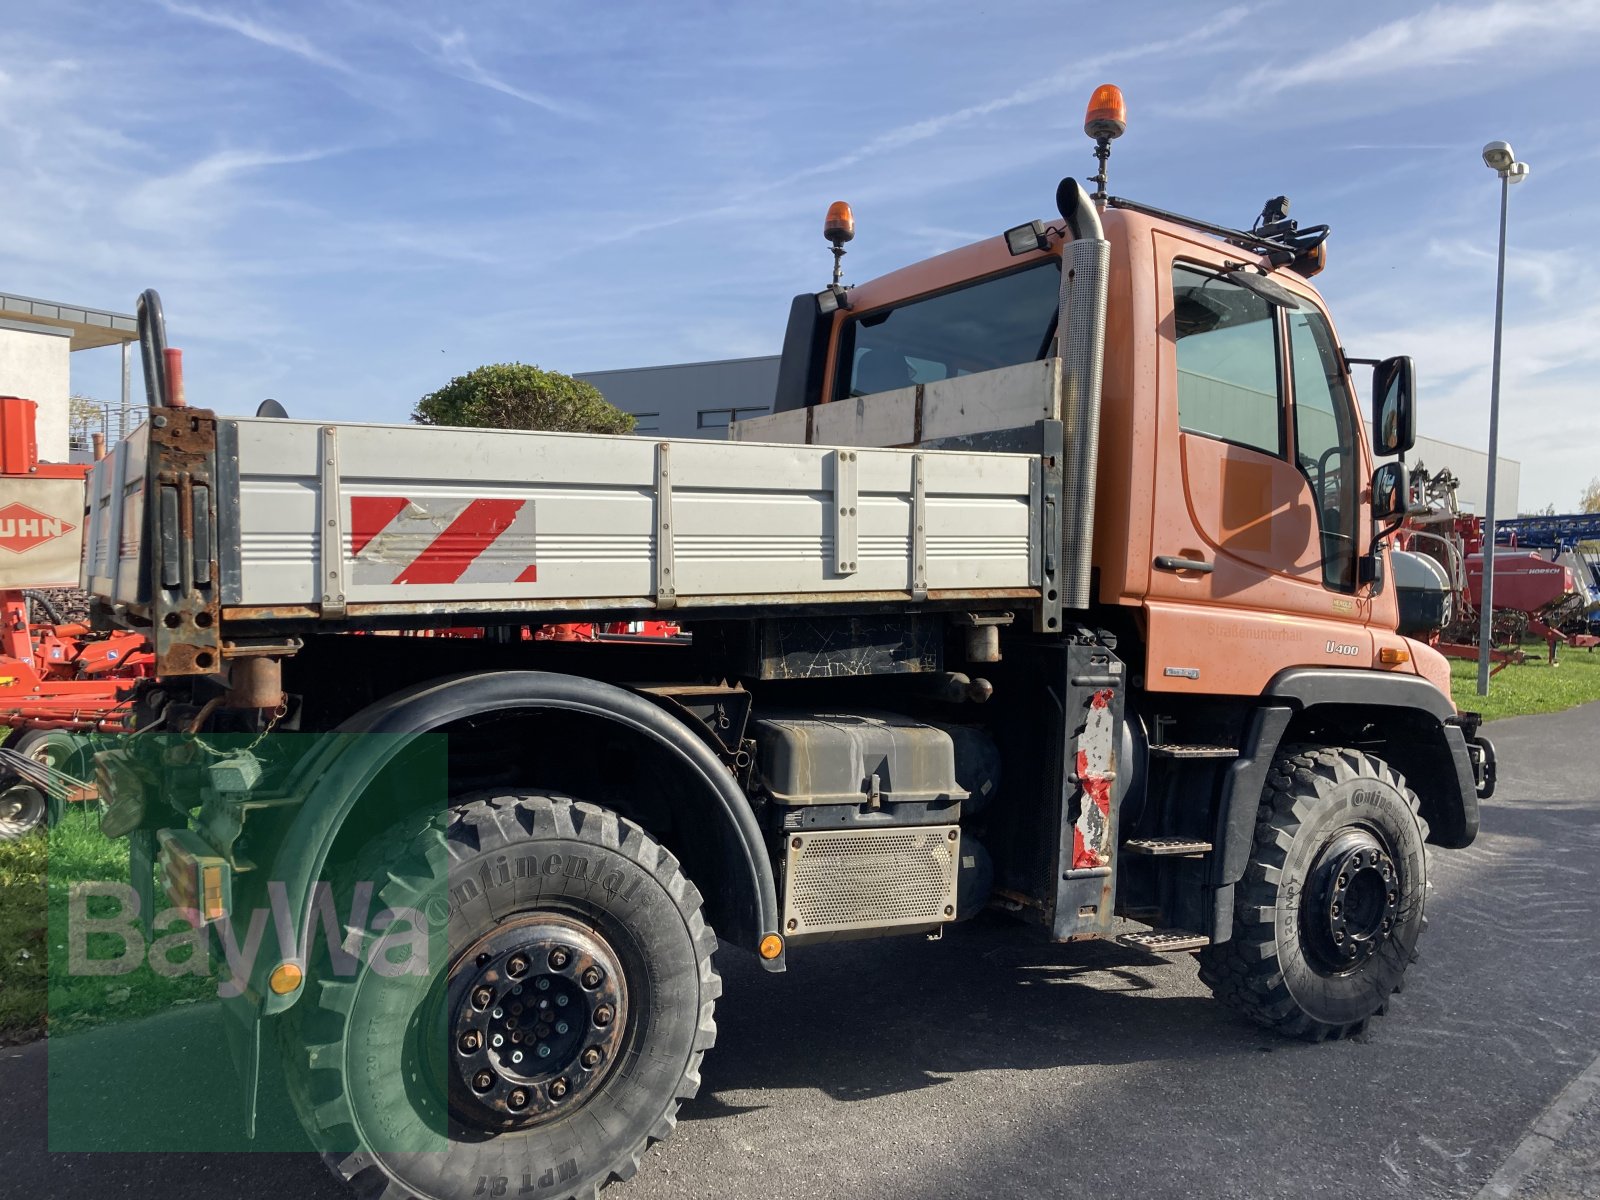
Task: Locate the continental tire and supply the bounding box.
[277,792,720,1200]
[1198,746,1428,1041]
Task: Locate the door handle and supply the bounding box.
[1154,555,1214,574]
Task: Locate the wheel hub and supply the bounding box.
[446,914,627,1130]
[1306,829,1401,971]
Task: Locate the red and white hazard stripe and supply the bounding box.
[349,495,538,586]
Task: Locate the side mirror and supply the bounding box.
[1372,461,1410,521]
[1371,355,1416,457]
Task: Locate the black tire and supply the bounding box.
[278,792,720,1200]
[13,728,90,778]
[1198,746,1428,1041]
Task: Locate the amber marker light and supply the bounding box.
[269,962,305,995]
[1084,84,1127,141]
[759,934,784,960]
[823,201,855,244]
[1379,648,1411,666]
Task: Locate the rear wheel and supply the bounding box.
[279,791,720,1200]
[1199,746,1428,1041]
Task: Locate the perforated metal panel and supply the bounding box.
[782,825,960,937]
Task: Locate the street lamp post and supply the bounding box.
[1476,142,1529,696]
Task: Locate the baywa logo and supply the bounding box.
[66,880,431,998]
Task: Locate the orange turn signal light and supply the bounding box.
[1084,84,1127,140]
[1379,647,1410,666]
[824,201,855,245]
[269,962,305,995]
[1294,241,1328,278]
[759,934,784,960]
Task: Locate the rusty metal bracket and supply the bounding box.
[147,408,222,676]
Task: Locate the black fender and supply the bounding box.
[1207,668,1480,942]
[252,670,781,1020]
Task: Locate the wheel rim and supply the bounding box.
[0,785,47,837]
[445,913,628,1131]
[1303,827,1402,974]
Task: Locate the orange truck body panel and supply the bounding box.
[813,206,1447,707]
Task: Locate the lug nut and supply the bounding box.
[550,1078,569,1100]
[594,1005,614,1027]
[472,987,492,1009]
[473,1071,494,1092]
[512,984,523,996]
[508,1089,528,1109]
[492,1033,504,1048]
[1334,932,1344,943]
[491,1006,504,1019]
[556,994,570,1007]
[1331,904,1341,917]
[511,1050,524,1064]
[581,1047,602,1069]
[538,1045,552,1058]
[581,967,602,988]
[536,1023,552,1038]
[511,1031,523,1044]
[508,955,528,977]
[1338,875,1349,889]
[556,1021,569,1035]
[549,948,571,970]
[459,1031,482,1053]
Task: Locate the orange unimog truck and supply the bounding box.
[82,86,1492,1200]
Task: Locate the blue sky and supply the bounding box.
[4,0,1598,511]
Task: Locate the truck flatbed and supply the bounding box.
[85,408,1042,631]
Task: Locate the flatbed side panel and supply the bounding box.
[220,419,1037,616]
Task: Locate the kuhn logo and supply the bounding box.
[0,503,75,554]
[1325,640,1361,657]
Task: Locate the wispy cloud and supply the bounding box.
[155,0,357,75]
[429,29,594,120]
[1192,0,1600,114]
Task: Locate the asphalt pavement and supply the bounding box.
[2,701,1596,1199]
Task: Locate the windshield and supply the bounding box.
[834,258,1062,399]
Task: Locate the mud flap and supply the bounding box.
[1052,636,1127,940]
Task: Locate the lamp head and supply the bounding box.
[1482,140,1515,171]
[1507,161,1530,185]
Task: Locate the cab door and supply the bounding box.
[1143,235,1372,696]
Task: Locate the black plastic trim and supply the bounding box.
[1266,667,1456,723]
[772,293,831,413]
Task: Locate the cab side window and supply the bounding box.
[1173,264,1283,457]
[1287,308,1359,591]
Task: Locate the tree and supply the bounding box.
[1581,477,1600,515]
[69,393,106,445]
[412,363,634,435]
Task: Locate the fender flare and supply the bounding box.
[1207,668,1479,942]
[253,670,781,1018]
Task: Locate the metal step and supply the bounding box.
[1123,837,1213,857]
[1116,929,1211,953]
[1148,744,1239,759]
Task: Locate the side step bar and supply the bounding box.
[1117,929,1211,953]
[1148,744,1239,759]
[1123,837,1212,857]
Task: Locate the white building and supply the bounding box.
[0,292,139,462]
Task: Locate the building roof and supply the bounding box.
[0,292,138,351]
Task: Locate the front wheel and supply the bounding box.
[1199,746,1428,1041]
[279,792,720,1200]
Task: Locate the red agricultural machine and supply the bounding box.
[0,395,154,838]
[1395,465,1598,672]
